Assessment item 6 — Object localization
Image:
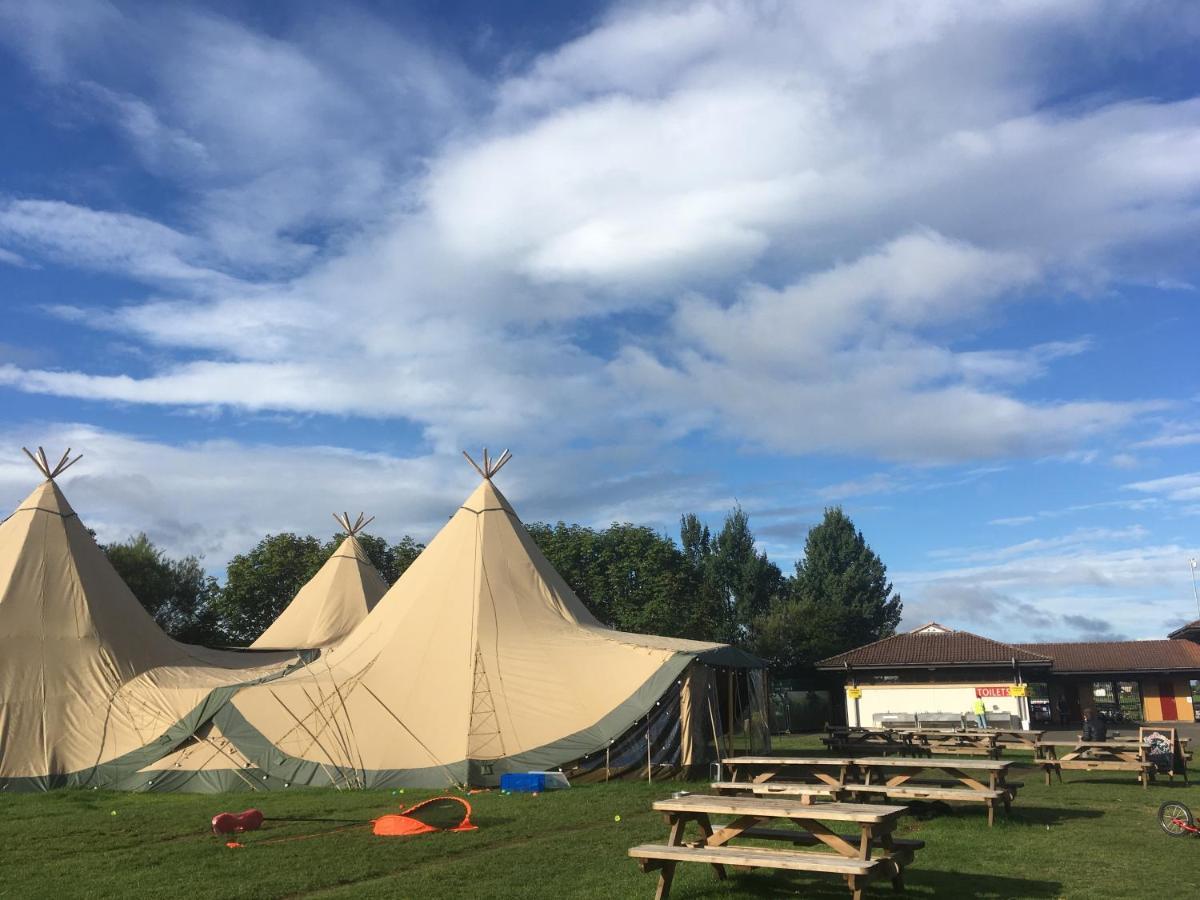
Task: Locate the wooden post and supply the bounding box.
[727,669,735,757]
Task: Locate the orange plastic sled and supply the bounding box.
[373,796,477,836]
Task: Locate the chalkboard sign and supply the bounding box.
[1140,726,1185,776]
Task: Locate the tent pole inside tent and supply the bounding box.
[726,669,734,757]
[646,715,652,785]
[707,687,723,776]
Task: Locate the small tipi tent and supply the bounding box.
[0,448,299,791]
[250,513,390,650]
[176,450,766,790]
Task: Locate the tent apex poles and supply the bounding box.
[462,448,513,480]
[21,445,82,480]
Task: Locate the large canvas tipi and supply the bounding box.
[0,449,299,791]
[173,450,766,790]
[249,513,389,650]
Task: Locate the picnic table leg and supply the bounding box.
[848,874,864,900]
[986,798,995,827]
[879,830,904,892]
[653,863,676,900]
[651,814,690,900]
[696,815,727,881]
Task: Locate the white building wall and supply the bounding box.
[846,683,1023,727]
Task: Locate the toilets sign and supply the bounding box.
[975,686,1012,698]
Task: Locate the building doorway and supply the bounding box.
[1160,681,1179,720]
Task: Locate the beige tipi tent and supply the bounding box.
[165,450,766,790]
[0,448,300,791]
[249,513,389,650]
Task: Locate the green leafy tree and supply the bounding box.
[103,533,226,645]
[710,507,785,643]
[338,532,425,585]
[216,533,329,643]
[755,506,902,674]
[528,522,689,633]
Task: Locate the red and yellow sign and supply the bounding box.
[1010,684,1027,698]
[975,686,1012,698]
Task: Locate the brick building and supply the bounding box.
[817,621,1200,729]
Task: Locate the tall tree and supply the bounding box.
[527,521,694,635]
[339,532,425,585]
[755,506,902,674]
[710,506,784,643]
[216,533,328,643]
[103,533,226,645]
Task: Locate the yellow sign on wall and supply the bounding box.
[846,687,862,700]
[1010,684,1028,698]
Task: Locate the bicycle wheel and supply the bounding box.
[1159,800,1194,837]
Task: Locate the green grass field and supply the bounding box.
[4,736,1198,899]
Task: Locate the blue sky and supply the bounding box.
[1,0,1198,643]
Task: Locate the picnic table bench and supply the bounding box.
[851,757,1018,826]
[1036,741,1162,787]
[629,794,919,899]
[711,781,844,802]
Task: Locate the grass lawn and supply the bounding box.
[3,735,1199,899]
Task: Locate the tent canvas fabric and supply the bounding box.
[162,476,765,790]
[249,534,389,650]
[0,477,300,791]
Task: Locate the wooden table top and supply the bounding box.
[653,794,907,823]
[723,756,855,766]
[853,756,1013,770]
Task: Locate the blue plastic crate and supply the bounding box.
[500,772,546,793]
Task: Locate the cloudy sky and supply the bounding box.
[1,0,1198,643]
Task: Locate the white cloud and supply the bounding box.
[0,423,726,573]
[1126,472,1200,503]
[898,532,1199,642]
[0,0,1196,467]
[0,199,229,288]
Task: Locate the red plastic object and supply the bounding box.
[211,808,265,835]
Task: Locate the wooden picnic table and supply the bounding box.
[629,794,919,900]
[721,755,855,788]
[717,755,1018,825]
[851,756,1018,826]
[895,728,1001,758]
[1036,740,1162,787]
[823,726,923,756]
[990,728,1044,750]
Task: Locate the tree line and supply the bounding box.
[103,506,901,675]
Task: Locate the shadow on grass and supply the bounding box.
[909,870,1062,898]
[1003,806,1105,825]
[1048,777,1195,788]
[667,868,1062,898]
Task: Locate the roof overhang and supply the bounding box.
[815,659,1053,671]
